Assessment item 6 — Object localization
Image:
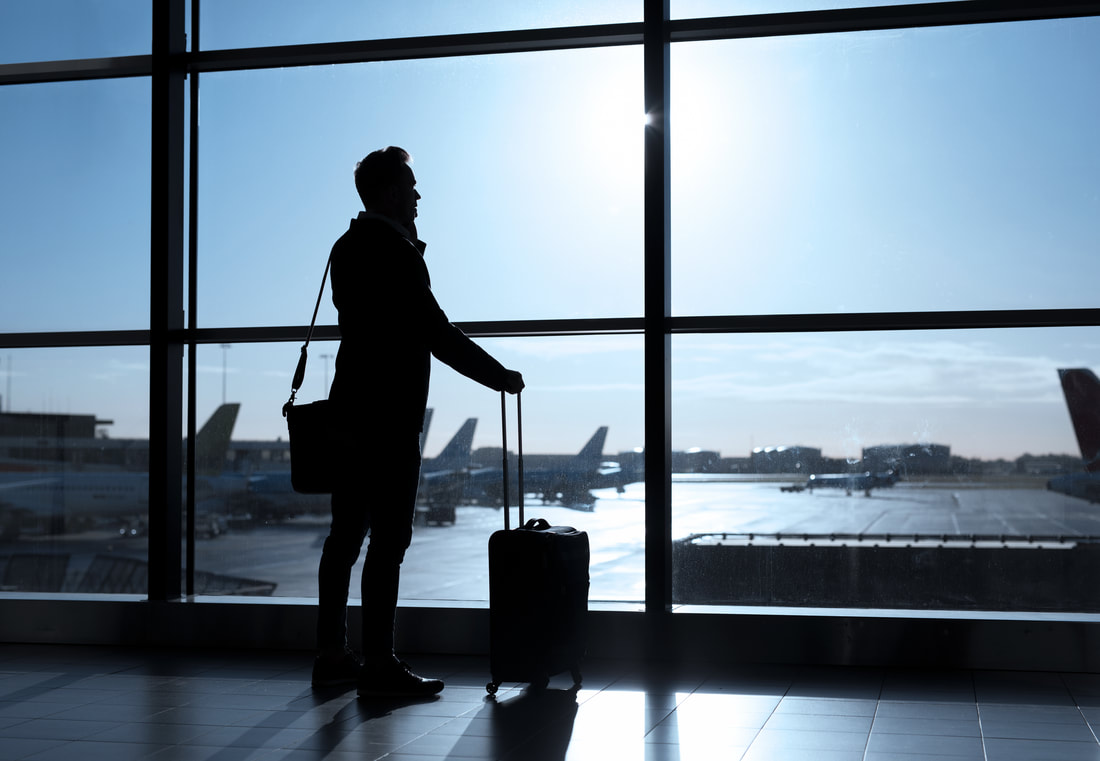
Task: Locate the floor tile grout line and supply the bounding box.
[973,669,991,761]
[859,667,886,761]
[733,667,799,760]
[1062,670,1100,746]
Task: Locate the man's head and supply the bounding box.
[354,146,420,230]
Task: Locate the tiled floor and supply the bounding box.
[2,645,1100,760]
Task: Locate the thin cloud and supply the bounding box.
[674,337,1072,406]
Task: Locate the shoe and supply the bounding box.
[311,648,363,687]
[357,658,444,698]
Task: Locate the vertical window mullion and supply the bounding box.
[644,0,673,625]
[185,0,201,599]
[149,0,186,602]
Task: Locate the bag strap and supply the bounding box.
[282,253,333,418]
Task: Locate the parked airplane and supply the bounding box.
[1047,368,1100,502]
[419,418,478,524]
[465,426,633,509]
[0,404,242,538]
[804,469,899,497]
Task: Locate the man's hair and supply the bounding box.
[354,146,411,209]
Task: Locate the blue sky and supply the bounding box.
[1,6,1097,462]
[672,18,1100,315]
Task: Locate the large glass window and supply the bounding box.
[0,79,151,333]
[0,1,151,65]
[196,47,643,328]
[190,336,644,603]
[671,18,1100,316]
[4,2,1099,625]
[672,328,1100,611]
[200,1,641,50]
[0,347,149,594]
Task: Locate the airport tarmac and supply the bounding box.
[187,476,1097,604]
[4,477,1095,604]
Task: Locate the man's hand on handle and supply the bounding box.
[503,370,525,395]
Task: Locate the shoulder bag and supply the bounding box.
[281,254,336,494]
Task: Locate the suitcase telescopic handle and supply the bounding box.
[500,390,524,530]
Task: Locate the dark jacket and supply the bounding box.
[328,213,509,431]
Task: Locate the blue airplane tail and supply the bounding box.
[432,418,477,471]
[574,426,609,467]
[1058,369,1100,472]
[194,403,240,476]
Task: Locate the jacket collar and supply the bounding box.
[353,211,426,254]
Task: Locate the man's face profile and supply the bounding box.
[389,164,420,230]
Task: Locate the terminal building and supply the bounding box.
[750,445,823,474]
[862,442,952,475]
[0,410,145,471]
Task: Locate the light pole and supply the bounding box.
[221,344,231,405]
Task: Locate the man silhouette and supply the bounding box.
[312,146,524,698]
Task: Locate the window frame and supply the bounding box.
[0,0,1099,617]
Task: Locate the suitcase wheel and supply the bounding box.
[486,681,499,696]
[571,667,583,687]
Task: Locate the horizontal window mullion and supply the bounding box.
[188,23,645,73]
[671,308,1100,334]
[4,4,1100,86]
[8,307,1098,348]
[183,318,646,345]
[0,55,153,86]
[0,330,151,349]
[670,0,1100,43]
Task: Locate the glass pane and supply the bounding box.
[674,1,963,17]
[672,18,1100,316]
[0,347,149,595]
[0,79,151,332]
[191,336,644,603]
[197,48,643,327]
[0,0,151,64]
[672,328,1100,612]
[200,0,641,50]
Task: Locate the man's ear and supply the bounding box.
[382,184,400,208]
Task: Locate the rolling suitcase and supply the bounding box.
[486,392,589,696]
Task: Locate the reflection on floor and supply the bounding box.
[3,644,1100,760]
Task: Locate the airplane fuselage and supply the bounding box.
[1047,473,1100,503]
[0,472,149,517]
[805,471,898,496]
[0,471,251,519]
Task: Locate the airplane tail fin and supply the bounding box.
[194,403,240,476]
[1058,369,1100,472]
[574,426,609,466]
[433,418,477,470]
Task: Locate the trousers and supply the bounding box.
[316,433,422,660]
